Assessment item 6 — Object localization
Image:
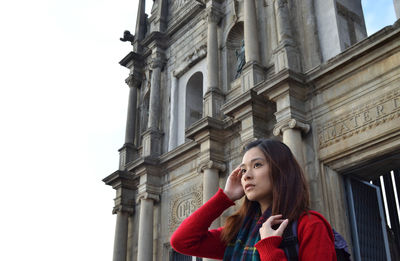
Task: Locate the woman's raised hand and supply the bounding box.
[224,165,245,201]
[259,214,289,239]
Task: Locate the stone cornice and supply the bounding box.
[253,68,307,101]
[102,170,137,190]
[166,2,205,37]
[142,31,168,50]
[306,23,400,86]
[185,116,225,141]
[119,51,144,69]
[221,89,265,119]
[159,140,198,165]
[125,155,160,172]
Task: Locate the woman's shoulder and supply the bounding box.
[299,210,330,223]
[297,211,334,237]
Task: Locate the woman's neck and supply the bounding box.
[259,198,272,214]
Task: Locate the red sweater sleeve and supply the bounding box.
[170,188,234,259]
[254,211,336,261]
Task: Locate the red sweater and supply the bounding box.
[170,188,336,260]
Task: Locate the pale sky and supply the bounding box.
[0,0,396,260]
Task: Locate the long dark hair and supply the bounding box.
[221,139,310,243]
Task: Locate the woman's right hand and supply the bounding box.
[224,165,245,201]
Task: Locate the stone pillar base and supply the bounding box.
[274,42,301,73]
[241,62,265,92]
[118,143,138,170]
[203,88,225,119]
[142,129,163,157]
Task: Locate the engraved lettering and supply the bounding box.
[376,104,385,116]
[351,114,361,128]
[318,90,400,149]
[176,198,195,219]
[338,122,350,135]
[328,126,336,139]
[170,187,203,232]
[363,110,372,122]
[319,132,325,145]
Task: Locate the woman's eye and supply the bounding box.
[240,169,246,174]
[254,162,262,168]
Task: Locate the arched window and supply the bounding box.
[185,72,203,129]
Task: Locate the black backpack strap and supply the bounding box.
[279,220,299,261]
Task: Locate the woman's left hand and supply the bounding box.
[259,214,289,239]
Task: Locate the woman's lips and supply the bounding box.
[244,184,255,191]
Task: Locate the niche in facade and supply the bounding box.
[185,72,203,129]
[226,22,244,86]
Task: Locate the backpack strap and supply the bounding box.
[279,218,351,261]
[279,220,299,261]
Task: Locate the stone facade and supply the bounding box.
[104,1,400,260]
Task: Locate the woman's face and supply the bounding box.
[240,147,273,210]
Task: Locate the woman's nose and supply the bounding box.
[242,170,252,180]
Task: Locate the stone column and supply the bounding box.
[148,61,162,130]
[203,168,220,204]
[394,0,400,19]
[168,73,179,150]
[133,0,146,52]
[113,211,129,261]
[119,75,140,168]
[275,0,292,44]
[125,75,139,144]
[103,171,136,261]
[240,0,264,92]
[203,4,224,119]
[273,0,300,72]
[142,57,163,157]
[199,161,226,226]
[137,197,154,261]
[273,119,310,168]
[207,10,219,91]
[200,161,225,261]
[243,0,260,63]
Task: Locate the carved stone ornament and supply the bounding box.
[151,58,164,69]
[173,45,207,78]
[207,7,223,24]
[125,73,141,88]
[197,160,226,173]
[273,118,310,136]
[169,185,203,232]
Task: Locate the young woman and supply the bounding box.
[170,139,336,260]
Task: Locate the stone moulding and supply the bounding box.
[167,1,205,37]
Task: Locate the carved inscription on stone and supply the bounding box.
[317,89,400,148]
[169,185,202,232]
